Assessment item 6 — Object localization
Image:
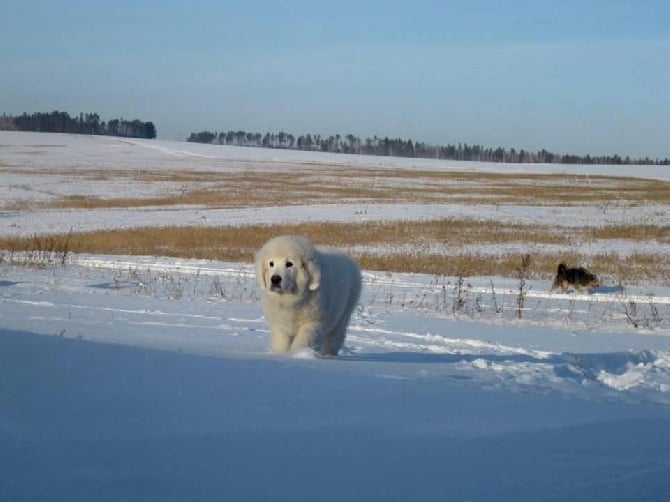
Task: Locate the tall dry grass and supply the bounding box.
[1,220,667,283]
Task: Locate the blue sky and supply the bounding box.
[2,0,669,158]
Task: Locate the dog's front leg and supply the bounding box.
[269,329,293,353]
[291,323,321,352]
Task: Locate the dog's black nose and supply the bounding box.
[270,275,282,286]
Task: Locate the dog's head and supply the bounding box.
[255,235,321,296]
[584,272,600,288]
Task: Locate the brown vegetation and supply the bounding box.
[2,157,668,283]
[1,220,667,283]
[4,167,669,210]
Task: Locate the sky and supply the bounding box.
[2,0,669,158]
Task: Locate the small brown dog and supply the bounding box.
[550,263,599,293]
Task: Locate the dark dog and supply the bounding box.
[550,263,599,293]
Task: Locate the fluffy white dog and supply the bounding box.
[255,235,362,356]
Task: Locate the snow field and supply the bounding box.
[2,131,670,501]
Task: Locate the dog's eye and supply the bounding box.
[286,261,294,268]
[269,261,274,267]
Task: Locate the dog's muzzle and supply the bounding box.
[270,274,282,292]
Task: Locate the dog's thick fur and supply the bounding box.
[550,263,599,293]
[255,235,362,356]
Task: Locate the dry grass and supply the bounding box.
[0,219,577,258]
[1,220,667,283]
[6,167,670,210]
[2,160,668,283]
[587,224,670,243]
[357,251,668,284]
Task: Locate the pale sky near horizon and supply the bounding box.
[2,0,669,158]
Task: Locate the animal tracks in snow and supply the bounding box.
[1,254,669,405]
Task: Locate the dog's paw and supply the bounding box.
[291,347,318,359]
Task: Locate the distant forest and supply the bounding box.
[188,129,670,166]
[0,111,156,139]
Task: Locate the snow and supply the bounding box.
[2,131,668,240]
[1,132,670,501]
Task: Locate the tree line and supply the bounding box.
[0,111,157,139]
[187,129,669,165]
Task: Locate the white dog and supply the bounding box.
[255,235,362,356]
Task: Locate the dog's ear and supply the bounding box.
[305,256,321,291]
[255,251,268,289]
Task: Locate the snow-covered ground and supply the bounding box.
[1,132,670,501]
[2,131,669,241]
